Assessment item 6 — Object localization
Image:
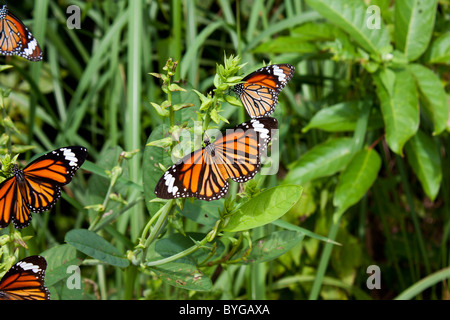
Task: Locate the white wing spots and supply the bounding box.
[16,261,40,273]
[23,38,38,56]
[272,65,288,85]
[164,173,179,196]
[251,119,270,140]
[61,148,79,167]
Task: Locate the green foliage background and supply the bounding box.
[0,0,449,300]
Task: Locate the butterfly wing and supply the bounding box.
[0,256,50,300]
[0,176,30,229]
[214,117,278,183]
[154,118,278,201]
[154,146,231,201]
[22,146,88,213]
[234,64,295,118]
[0,146,87,229]
[0,5,43,61]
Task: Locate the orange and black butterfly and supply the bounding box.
[233,64,295,118]
[0,4,43,61]
[0,255,50,300]
[0,146,88,229]
[154,117,278,201]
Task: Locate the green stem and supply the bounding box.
[145,236,209,267]
[138,200,176,263]
[309,210,343,300]
[124,0,143,242]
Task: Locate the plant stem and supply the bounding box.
[145,236,209,267]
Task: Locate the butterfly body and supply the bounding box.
[0,255,49,300]
[234,64,294,118]
[0,5,43,61]
[0,146,88,229]
[155,117,278,201]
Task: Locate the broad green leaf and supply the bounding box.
[408,64,449,135]
[50,281,88,300]
[303,100,383,132]
[305,0,390,56]
[405,130,442,201]
[142,124,172,216]
[292,22,337,41]
[151,262,212,291]
[394,0,437,61]
[222,185,303,232]
[374,68,419,155]
[234,230,304,264]
[41,244,81,287]
[284,137,355,185]
[424,32,450,64]
[182,199,222,227]
[65,229,129,268]
[333,148,381,211]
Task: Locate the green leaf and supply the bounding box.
[65,229,129,268]
[150,102,170,117]
[333,148,381,212]
[41,244,82,287]
[292,22,337,41]
[405,130,442,201]
[303,100,383,133]
[222,185,303,232]
[284,137,355,185]
[408,64,449,135]
[253,36,317,54]
[305,0,390,56]
[394,0,437,61]
[271,219,341,245]
[374,68,419,155]
[394,267,450,300]
[234,230,304,264]
[424,32,450,64]
[182,199,222,227]
[151,262,212,291]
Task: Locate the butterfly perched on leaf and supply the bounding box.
[154,117,278,201]
[233,64,295,118]
[0,146,88,229]
[0,4,43,61]
[0,255,50,300]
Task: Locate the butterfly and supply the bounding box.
[0,5,43,61]
[233,64,295,118]
[0,146,88,229]
[154,117,278,201]
[0,255,50,300]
